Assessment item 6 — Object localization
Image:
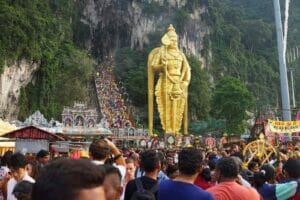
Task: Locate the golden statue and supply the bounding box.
[148,24,191,135]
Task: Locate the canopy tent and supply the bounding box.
[0,119,17,154]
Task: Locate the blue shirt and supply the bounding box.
[158,179,215,200]
[157,171,169,184]
[258,181,298,200]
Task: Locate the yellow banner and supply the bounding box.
[268,119,300,133]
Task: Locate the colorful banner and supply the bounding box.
[268,119,300,133]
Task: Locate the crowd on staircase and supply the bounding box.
[95,59,132,129]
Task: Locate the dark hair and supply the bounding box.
[284,158,300,179]
[89,139,111,160]
[201,168,212,182]
[216,157,238,178]
[1,150,13,166]
[231,156,243,173]
[253,164,275,188]
[36,150,49,159]
[240,169,253,182]
[12,180,33,200]
[208,160,216,171]
[8,152,27,170]
[140,150,160,173]
[248,161,259,171]
[156,151,167,167]
[166,164,178,177]
[178,148,203,176]
[253,172,265,188]
[102,165,121,181]
[230,152,243,160]
[261,164,275,181]
[32,158,105,200]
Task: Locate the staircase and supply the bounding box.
[94,59,133,129]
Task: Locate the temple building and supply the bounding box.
[62,102,98,128]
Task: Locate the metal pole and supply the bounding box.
[290,69,296,108]
[273,0,291,120]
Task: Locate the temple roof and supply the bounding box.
[3,126,65,141]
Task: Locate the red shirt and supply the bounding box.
[207,181,261,200]
[194,176,213,190]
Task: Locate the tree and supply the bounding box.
[187,55,210,120]
[210,76,254,134]
[114,47,148,107]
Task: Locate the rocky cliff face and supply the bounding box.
[0,0,210,120]
[82,0,210,62]
[0,60,38,120]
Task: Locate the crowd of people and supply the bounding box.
[0,138,299,200]
[95,59,132,129]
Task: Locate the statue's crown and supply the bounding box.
[161,24,177,45]
[167,24,177,36]
[168,24,175,32]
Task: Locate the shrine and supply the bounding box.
[62,102,98,128]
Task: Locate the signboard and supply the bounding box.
[268,119,300,133]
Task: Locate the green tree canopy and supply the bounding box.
[210,76,254,134]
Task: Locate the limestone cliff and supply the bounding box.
[0,0,210,121]
[0,60,38,120]
[81,0,210,63]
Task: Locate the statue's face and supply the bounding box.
[169,35,178,49]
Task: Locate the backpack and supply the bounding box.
[131,178,158,200]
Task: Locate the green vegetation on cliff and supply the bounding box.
[114,0,300,134]
[0,0,94,120]
[206,0,300,119]
[2,0,300,134]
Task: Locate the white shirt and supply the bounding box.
[91,160,126,183]
[7,172,35,200]
[238,175,251,188]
